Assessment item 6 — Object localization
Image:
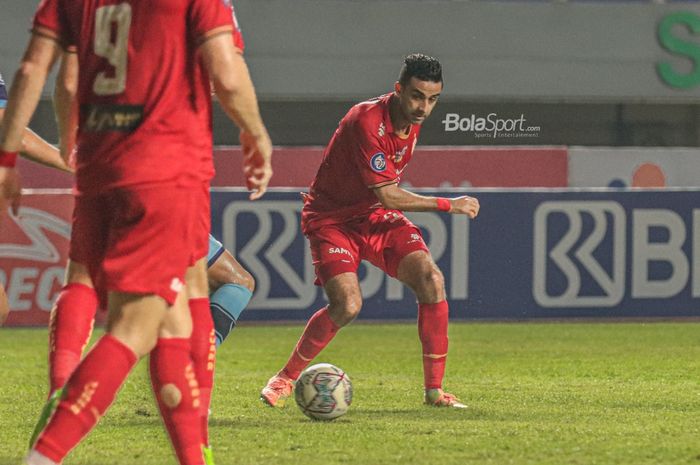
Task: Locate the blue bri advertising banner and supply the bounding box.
[210,189,700,321]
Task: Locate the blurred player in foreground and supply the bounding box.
[261,54,479,409]
[0,71,72,327]
[31,18,259,460]
[0,0,271,464]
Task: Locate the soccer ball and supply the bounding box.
[294,363,353,420]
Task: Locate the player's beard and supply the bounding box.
[411,113,427,125]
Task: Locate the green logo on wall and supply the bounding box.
[657,11,700,89]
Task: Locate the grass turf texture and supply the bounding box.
[1,322,700,465]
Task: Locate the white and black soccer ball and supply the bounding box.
[294,363,352,420]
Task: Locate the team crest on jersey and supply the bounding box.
[393,146,407,163]
[407,233,422,244]
[370,153,387,172]
[378,122,385,137]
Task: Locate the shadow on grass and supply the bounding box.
[353,407,488,420]
[208,406,489,427]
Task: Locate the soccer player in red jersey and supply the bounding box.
[29,12,259,461]
[0,0,271,464]
[261,54,480,409]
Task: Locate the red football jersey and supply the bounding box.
[33,0,234,194]
[301,93,421,233]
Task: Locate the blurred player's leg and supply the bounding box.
[206,235,254,346]
[29,293,166,465]
[150,285,204,465]
[30,263,97,448]
[48,260,97,393]
[261,273,359,408]
[187,257,216,463]
[396,250,466,409]
[28,185,207,465]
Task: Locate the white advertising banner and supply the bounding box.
[569,147,700,188]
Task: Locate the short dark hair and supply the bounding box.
[398,53,443,86]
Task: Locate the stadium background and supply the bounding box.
[1,0,700,325]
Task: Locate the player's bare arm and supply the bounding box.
[199,33,273,200]
[0,109,72,174]
[53,51,79,165]
[373,182,480,218]
[0,34,62,215]
[1,34,62,150]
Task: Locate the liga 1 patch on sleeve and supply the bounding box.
[370,152,387,172]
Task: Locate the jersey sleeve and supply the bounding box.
[32,0,75,49]
[231,5,245,52]
[0,73,7,109]
[189,0,235,45]
[351,118,398,189]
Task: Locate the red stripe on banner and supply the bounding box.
[212,146,568,189]
[18,146,568,190]
[404,147,568,188]
[17,158,74,189]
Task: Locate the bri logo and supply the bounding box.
[533,201,626,307]
[370,153,386,172]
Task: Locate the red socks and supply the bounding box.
[48,283,98,393]
[150,338,203,465]
[34,334,137,463]
[282,307,339,380]
[418,301,449,390]
[189,298,215,448]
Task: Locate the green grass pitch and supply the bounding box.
[1,321,700,465]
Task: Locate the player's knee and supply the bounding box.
[121,330,159,358]
[209,258,255,293]
[139,335,160,357]
[346,296,362,319]
[334,294,362,323]
[415,267,445,301]
[238,270,255,293]
[108,334,157,358]
[426,268,445,292]
[65,260,93,287]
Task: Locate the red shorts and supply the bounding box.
[190,181,211,265]
[69,185,201,306]
[306,209,430,286]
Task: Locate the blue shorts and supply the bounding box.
[207,234,225,268]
